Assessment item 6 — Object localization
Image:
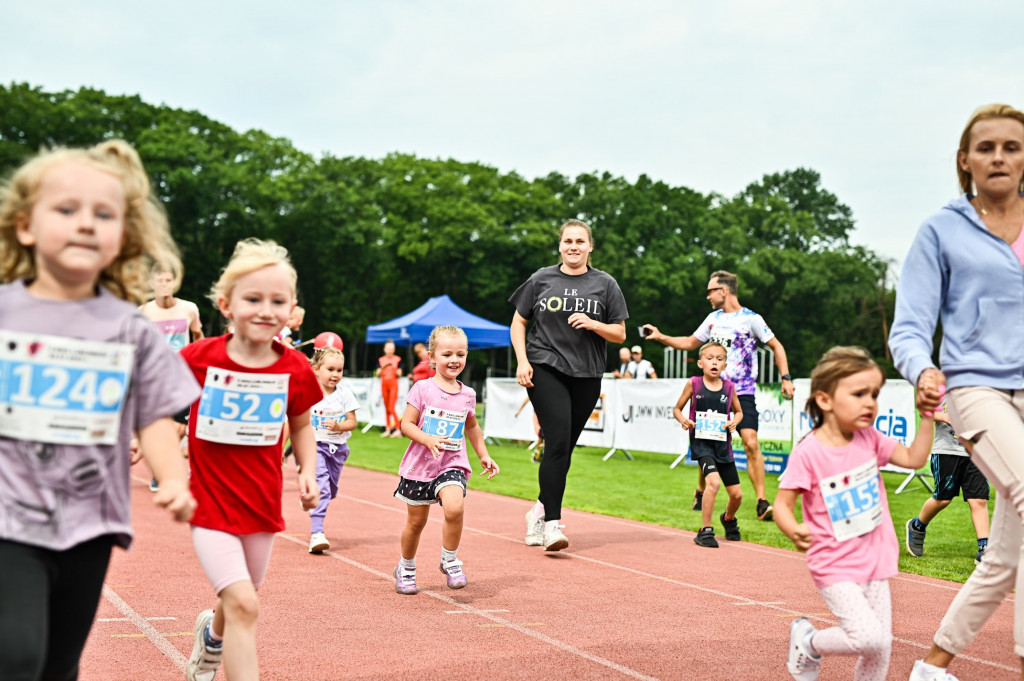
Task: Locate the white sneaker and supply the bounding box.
[543,525,569,552]
[787,617,821,681]
[186,610,222,681]
[525,509,545,546]
[309,532,329,553]
[909,660,960,681]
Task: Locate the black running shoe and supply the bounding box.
[691,490,703,511]
[694,527,719,548]
[756,498,774,521]
[720,512,741,541]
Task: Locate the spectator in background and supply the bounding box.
[628,345,657,379]
[411,342,435,383]
[612,346,633,378]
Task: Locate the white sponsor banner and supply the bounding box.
[482,378,537,441]
[576,378,616,449]
[343,378,373,423]
[609,378,687,454]
[792,377,918,474]
[756,384,794,443]
[365,377,410,428]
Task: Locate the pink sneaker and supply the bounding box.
[393,565,417,595]
[439,559,467,589]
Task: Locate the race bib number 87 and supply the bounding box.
[0,331,134,445]
[820,459,883,542]
[196,368,289,445]
[421,406,467,452]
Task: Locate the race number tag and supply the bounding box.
[421,406,467,451]
[0,331,134,445]
[820,459,883,542]
[311,408,345,437]
[694,410,728,441]
[195,368,289,445]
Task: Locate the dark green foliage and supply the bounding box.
[0,83,895,376]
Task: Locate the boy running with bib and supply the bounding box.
[393,325,499,595]
[673,341,743,547]
[774,347,934,681]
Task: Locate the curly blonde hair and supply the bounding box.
[208,238,297,305]
[0,139,180,303]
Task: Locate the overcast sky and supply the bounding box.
[5,2,1024,271]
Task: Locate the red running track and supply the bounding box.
[81,466,1018,680]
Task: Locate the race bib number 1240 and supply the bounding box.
[0,331,134,445]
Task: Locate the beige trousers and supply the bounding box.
[936,386,1024,657]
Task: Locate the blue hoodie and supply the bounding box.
[889,193,1024,390]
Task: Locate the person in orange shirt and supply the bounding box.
[376,340,404,437]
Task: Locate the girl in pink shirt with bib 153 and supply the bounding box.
[774,346,934,681]
[392,325,499,595]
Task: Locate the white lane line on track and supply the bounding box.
[336,491,1018,674]
[277,533,661,681]
[97,616,176,622]
[101,585,187,671]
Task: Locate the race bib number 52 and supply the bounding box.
[0,331,134,445]
[196,368,289,445]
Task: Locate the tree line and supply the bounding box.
[0,83,896,378]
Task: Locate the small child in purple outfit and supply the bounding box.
[393,325,499,594]
[307,346,359,554]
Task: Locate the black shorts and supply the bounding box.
[697,456,740,487]
[393,470,467,506]
[931,454,990,501]
[737,394,758,432]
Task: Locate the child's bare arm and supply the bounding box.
[326,409,358,433]
[465,412,499,478]
[773,488,812,551]
[727,393,744,432]
[289,411,320,510]
[399,404,451,458]
[137,417,195,522]
[889,416,935,470]
[673,382,694,429]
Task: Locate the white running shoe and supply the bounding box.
[308,532,329,553]
[525,509,545,546]
[543,525,569,552]
[909,660,960,681]
[186,610,222,681]
[787,617,821,681]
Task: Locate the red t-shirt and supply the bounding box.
[379,354,402,381]
[181,336,322,534]
[412,358,435,382]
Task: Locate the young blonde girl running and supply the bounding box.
[774,346,934,681]
[307,346,359,554]
[0,140,199,678]
[393,325,499,594]
[181,238,323,681]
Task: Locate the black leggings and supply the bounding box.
[527,364,602,521]
[0,535,114,681]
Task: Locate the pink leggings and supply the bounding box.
[191,527,276,594]
[813,579,892,681]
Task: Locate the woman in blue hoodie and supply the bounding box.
[890,103,1024,681]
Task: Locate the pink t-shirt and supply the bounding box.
[780,427,898,588]
[398,378,476,482]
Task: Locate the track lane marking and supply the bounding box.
[101,585,187,670]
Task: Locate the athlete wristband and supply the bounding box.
[781,373,792,381]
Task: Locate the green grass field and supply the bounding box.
[344,427,988,584]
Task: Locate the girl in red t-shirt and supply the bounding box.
[377,340,403,437]
[181,239,322,681]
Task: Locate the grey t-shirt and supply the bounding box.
[509,265,628,377]
[932,421,967,457]
[0,281,200,551]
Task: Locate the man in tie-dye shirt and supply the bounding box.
[644,270,795,522]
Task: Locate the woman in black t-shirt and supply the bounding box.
[509,219,628,551]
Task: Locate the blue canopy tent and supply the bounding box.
[365,295,510,349]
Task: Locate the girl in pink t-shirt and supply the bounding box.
[774,347,934,681]
[392,325,499,595]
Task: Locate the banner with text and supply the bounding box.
[482,378,538,441]
[608,378,687,455]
